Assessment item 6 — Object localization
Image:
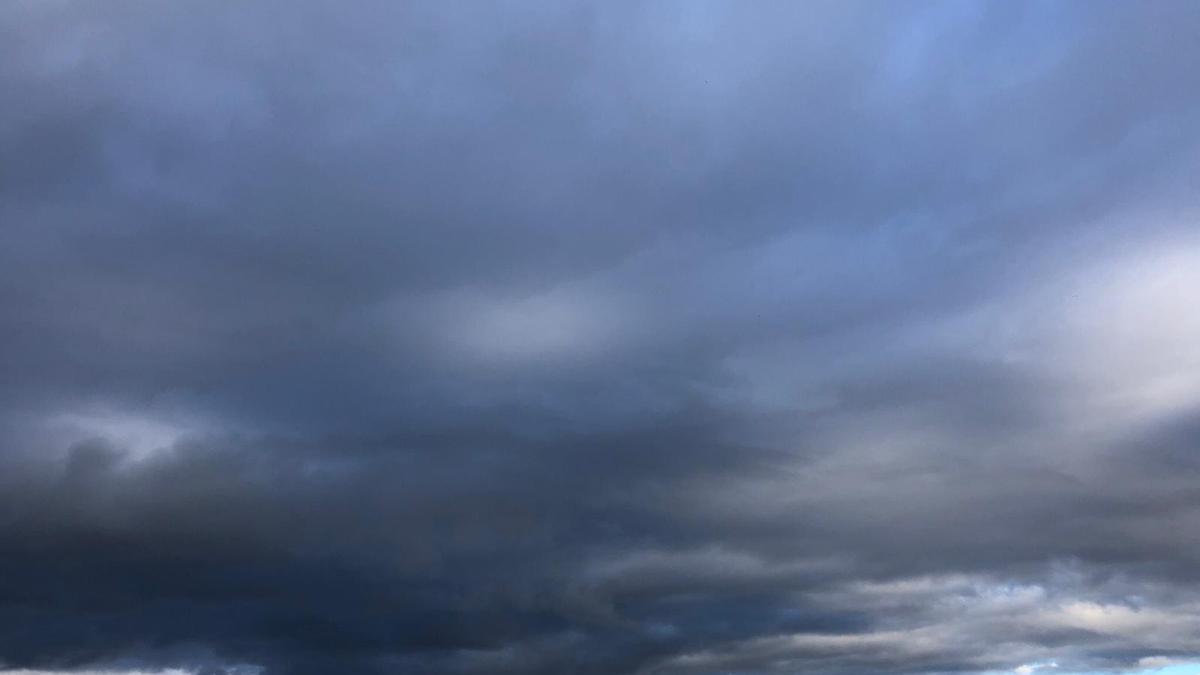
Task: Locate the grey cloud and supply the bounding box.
[3,1,1200,674]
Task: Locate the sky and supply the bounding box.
[2,1,1200,674]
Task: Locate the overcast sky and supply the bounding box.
[3,2,1200,674]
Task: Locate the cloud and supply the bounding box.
[2,1,1200,674]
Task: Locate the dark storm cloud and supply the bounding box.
[3,1,1200,674]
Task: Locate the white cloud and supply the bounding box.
[423,285,635,368]
[46,408,195,460]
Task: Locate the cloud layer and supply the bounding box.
[3,1,1200,673]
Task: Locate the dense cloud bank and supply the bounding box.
[3,2,1200,673]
